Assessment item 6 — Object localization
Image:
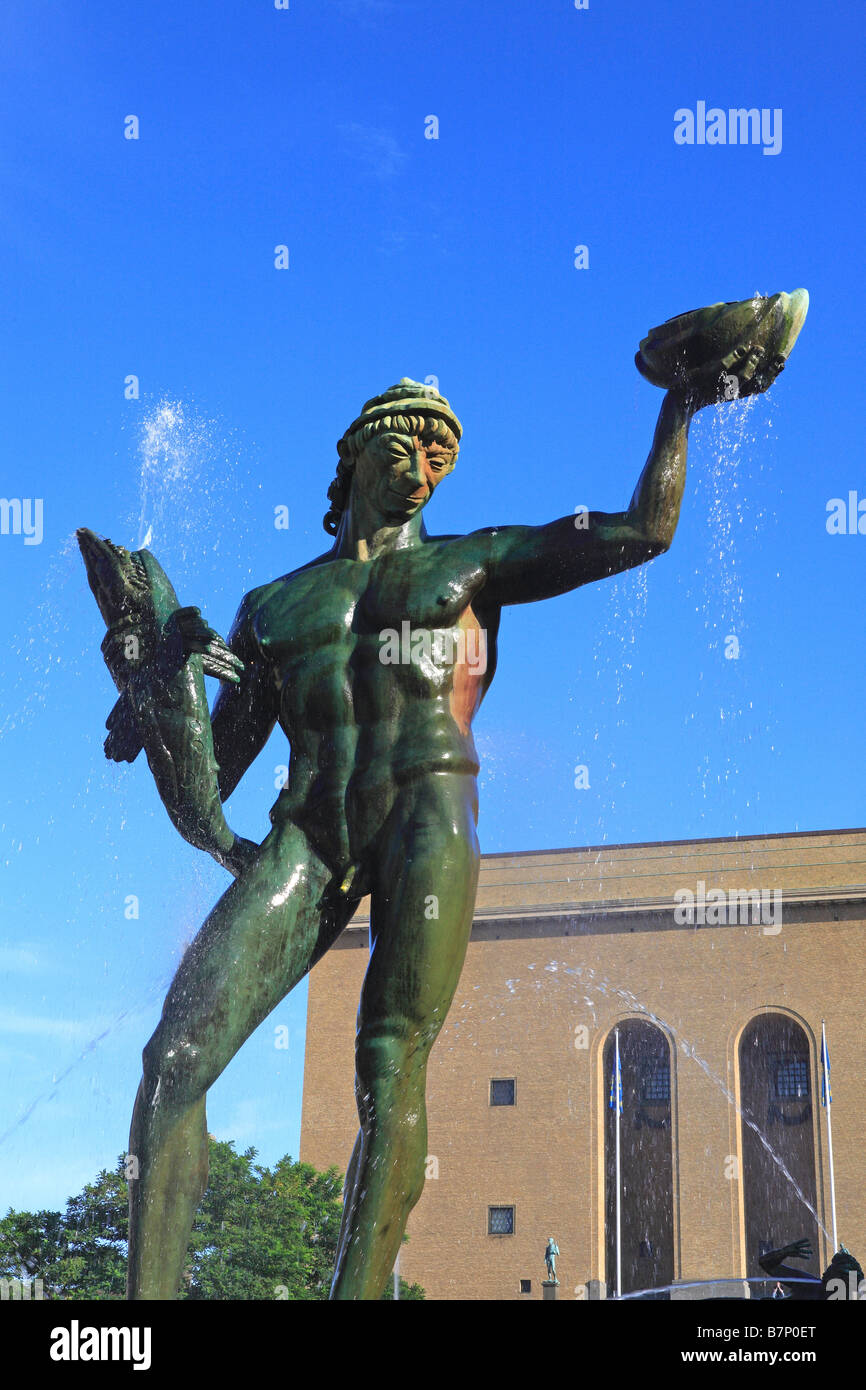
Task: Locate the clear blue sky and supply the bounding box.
[1,0,863,1212]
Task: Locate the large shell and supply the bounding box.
[635,290,809,391]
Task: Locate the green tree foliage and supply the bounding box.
[185,1144,345,1300]
[0,1139,424,1300]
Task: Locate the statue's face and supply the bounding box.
[353,430,456,522]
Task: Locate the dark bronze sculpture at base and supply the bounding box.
[79,293,807,1300]
[759,1239,864,1300]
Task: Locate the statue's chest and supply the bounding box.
[254,549,485,671]
[360,550,485,632]
[254,569,362,666]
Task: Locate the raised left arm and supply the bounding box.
[478,391,692,607]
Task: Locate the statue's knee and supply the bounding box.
[142,1028,205,1105]
[355,1032,399,1093]
[405,1158,427,1213]
[355,1027,427,1101]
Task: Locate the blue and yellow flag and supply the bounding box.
[609,1044,623,1114]
[821,1030,832,1108]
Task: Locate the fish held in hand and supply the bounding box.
[76,528,255,875]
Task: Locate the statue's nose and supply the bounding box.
[394,450,428,500]
[402,451,427,497]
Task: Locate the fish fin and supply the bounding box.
[104,691,143,763]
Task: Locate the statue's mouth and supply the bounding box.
[388,489,426,507]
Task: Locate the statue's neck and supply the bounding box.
[331,499,427,561]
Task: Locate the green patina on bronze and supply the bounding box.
[79,293,807,1301]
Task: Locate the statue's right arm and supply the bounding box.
[473,392,693,608]
[210,593,280,802]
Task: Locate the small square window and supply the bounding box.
[489,1206,515,1235]
[490,1078,515,1106]
[520,1279,532,1294]
[642,1060,670,1104]
[774,1056,809,1100]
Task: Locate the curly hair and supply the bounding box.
[323,413,460,535]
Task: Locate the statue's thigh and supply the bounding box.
[361,775,480,1045]
[150,824,342,1083]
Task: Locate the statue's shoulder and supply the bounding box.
[423,529,495,581]
[235,550,335,623]
[233,580,276,626]
[423,529,484,560]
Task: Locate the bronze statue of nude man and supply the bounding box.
[77,295,806,1300]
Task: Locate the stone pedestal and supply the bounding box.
[542,1280,558,1301]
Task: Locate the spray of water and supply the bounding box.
[572,394,780,843]
[0,971,175,1148]
[687,394,778,820]
[136,400,211,551]
[127,395,259,586]
[581,564,650,836]
[1,395,262,1164]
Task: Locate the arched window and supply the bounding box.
[739,1013,820,1281]
[603,1020,675,1298]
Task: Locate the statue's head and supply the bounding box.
[822,1247,864,1299]
[324,379,462,534]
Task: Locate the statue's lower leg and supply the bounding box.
[127,1069,209,1300]
[125,827,352,1298]
[330,1046,429,1300]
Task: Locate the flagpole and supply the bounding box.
[615,1026,622,1300]
[821,1020,838,1254]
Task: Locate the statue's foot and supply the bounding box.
[636,289,809,407]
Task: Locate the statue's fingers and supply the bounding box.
[200,653,244,683]
[199,646,242,671]
[174,607,227,644]
[167,608,245,678]
[172,605,206,635]
[182,631,234,657]
[179,627,241,669]
[200,640,244,670]
[737,346,787,398]
[204,634,238,660]
[190,652,243,681]
[204,668,242,685]
[202,665,243,685]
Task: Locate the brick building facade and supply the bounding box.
[300,829,866,1300]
